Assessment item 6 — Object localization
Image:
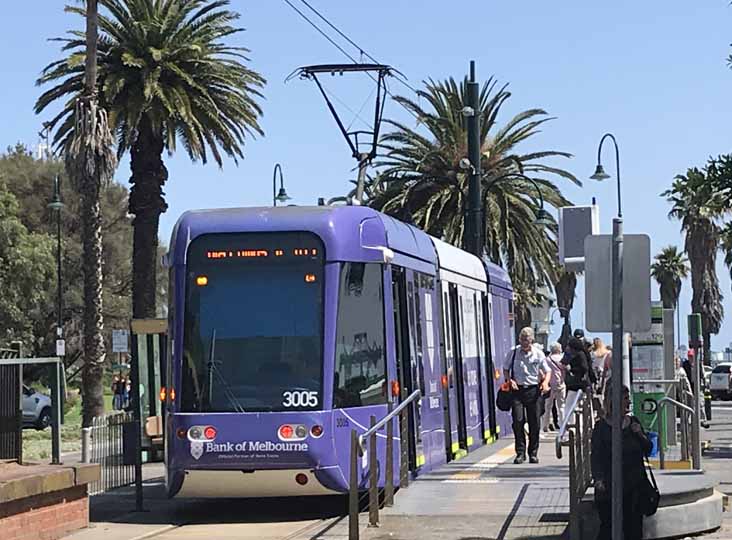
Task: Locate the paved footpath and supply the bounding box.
[357,436,570,540]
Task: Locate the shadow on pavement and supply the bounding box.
[90,477,347,526]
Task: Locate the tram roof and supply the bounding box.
[167,206,437,271]
[484,259,512,293]
[431,237,487,290]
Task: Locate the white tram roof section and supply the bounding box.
[430,237,487,292]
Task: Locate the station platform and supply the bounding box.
[360,436,571,540]
[329,434,725,540]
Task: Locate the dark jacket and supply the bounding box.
[563,348,590,391]
[591,415,652,493]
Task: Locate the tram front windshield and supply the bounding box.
[181,232,324,413]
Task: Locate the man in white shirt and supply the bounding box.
[504,327,551,464]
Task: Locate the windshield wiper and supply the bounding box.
[206,329,246,413]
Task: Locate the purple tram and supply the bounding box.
[163,206,514,498]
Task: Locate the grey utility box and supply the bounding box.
[558,205,600,271]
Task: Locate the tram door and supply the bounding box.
[440,282,459,460]
[448,284,468,450]
[482,293,498,439]
[391,267,423,472]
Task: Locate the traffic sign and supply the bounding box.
[112,329,129,353]
[584,234,652,333]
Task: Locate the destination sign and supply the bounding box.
[205,248,319,260]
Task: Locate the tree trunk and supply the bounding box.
[80,165,105,426]
[129,116,168,319]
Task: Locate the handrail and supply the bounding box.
[658,396,696,470]
[359,389,421,450]
[658,396,694,414]
[349,388,422,539]
[556,389,584,459]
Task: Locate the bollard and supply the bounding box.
[349,429,359,540]
[368,415,379,528]
[81,427,92,463]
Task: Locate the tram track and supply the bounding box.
[121,500,346,540]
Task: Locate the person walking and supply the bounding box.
[591,384,653,540]
[503,327,551,464]
[591,338,610,389]
[542,342,566,433]
[562,337,592,424]
[111,374,122,410]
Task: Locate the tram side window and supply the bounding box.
[334,263,387,408]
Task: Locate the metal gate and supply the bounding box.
[85,411,136,495]
[0,347,22,461]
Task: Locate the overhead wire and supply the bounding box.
[281,0,421,123]
[296,0,421,96]
[281,0,359,64]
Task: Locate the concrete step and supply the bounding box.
[579,470,723,539]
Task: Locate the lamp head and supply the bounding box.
[534,208,554,226]
[276,187,291,203]
[590,164,610,181]
[47,177,64,211]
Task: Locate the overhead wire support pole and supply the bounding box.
[466,61,482,256]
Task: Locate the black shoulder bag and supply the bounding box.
[639,441,661,516]
[496,348,517,412]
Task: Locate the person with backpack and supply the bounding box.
[562,337,592,426]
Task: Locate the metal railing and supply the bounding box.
[349,389,421,540]
[556,390,593,540]
[658,396,694,469]
[83,411,135,495]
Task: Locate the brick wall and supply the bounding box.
[1,485,89,540]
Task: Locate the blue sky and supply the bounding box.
[2,1,732,350]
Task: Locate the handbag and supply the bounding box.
[638,453,661,516]
[496,349,517,412]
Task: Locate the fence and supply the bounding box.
[556,390,593,540]
[84,411,136,495]
[0,348,22,461]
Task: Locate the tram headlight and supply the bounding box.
[295,425,308,438]
[310,425,324,438]
[189,426,203,440]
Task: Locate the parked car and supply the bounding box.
[704,365,713,388]
[22,385,52,430]
[710,363,732,401]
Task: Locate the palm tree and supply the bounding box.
[650,246,689,309]
[36,0,265,318]
[64,0,118,425]
[663,164,728,363]
[367,77,578,294]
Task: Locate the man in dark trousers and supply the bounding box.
[504,327,551,464]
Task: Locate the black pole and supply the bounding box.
[466,61,482,256]
[56,190,62,339]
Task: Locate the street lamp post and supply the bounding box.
[590,133,624,540]
[47,176,64,465]
[272,164,291,207]
[465,60,482,257]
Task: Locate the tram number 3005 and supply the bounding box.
[282,391,319,408]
